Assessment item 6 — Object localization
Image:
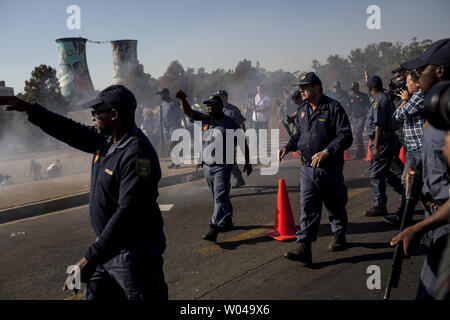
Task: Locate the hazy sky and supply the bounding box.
[1,0,449,94]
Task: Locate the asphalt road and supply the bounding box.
[0,158,428,300]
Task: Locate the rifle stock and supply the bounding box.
[384,171,420,300]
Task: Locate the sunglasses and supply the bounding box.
[91,108,113,117]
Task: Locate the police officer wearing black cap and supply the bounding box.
[364,75,403,217]
[217,90,248,188]
[395,38,450,299]
[279,72,353,264]
[157,87,184,168]
[175,90,252,242]
[349,81,371,159]
[1,85,168,300]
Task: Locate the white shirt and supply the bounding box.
[253,93,272,122]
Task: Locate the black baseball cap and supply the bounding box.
[293,72,322,86]
[156,88,170,95]
[350,82,359,90]
[291,90,301,101]
[203,94,223,106]
[392,65,406,74]
[401,38,450,70]
[83,85,137,112]
[366,75,383,88]
[332,81,341,89]
[216,90,228,97]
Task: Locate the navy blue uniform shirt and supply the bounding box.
[284,95,353,166]
[223,103,246,127]
[160,98,183,129]
[421,123,450,201]
[366,91,398,137]
[27,104,165,265]
[349,91,370,119]
[191,110,238,166]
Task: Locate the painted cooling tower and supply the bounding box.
[111,40,138,85]
[55,37,95,102]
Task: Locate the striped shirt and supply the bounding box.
[393,89,425,151]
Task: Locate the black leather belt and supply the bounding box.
[301,157,313,167]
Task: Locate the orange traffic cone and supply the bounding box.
[344,149,353,161]
[364,139,372,162]
[266,179,297,241]
[399,146,405,165]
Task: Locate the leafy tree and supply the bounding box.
[22,64,68,114]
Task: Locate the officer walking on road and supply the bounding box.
[279,72,353,264]
[176,90,252,242]
[217,90,248,189]
[349,82,371,159]
[363,76,403,217]
[1,85,168,300]
[157,88,183,168]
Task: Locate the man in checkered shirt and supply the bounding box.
[383,70,425,225]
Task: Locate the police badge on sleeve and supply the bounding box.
[137,158,150,177]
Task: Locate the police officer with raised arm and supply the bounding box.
[176,90,252,242]
[1,85,168,300]
[279,72,353,264]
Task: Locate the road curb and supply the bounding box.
[0,169,204,224]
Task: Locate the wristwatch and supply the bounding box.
[323,148,329,155]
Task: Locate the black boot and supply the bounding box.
[284,241,312,264]
[329,234,348,251]
[364,206,388,217]
[232,178,246,189]
[203,225,219,242]
[219,215,234,232]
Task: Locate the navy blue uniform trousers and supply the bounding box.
[369,135,403,207]
[84,245,168,300]
[353,116,366,157]
[297,163,348,242]
[203,164,233,226]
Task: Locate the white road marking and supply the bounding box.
[159,204,174,212]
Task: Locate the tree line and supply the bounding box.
[0,37,432,154]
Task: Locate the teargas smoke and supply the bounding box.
[111,40,138,85]
[55,37,96,103]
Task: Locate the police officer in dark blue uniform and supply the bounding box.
[349,82,370,159]
[176,90,252,242]
[330,81,351,117]
[364,76,403,217]
[279,72,353,264]
[217,90,248,189]
[157,87,184,168]
[1,85,168,300]
[396,38,450,299]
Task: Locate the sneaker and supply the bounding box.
[382,214,401,227]
[168,163,175,169]
[203,225,219,242]
[284,242,312,264]
[329,234,348,251]
[174,164,181,169]
[232,178,246,189]
[364,206,388,217]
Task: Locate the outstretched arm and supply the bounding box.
[1,96,105,154]
[175,90,194,119]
